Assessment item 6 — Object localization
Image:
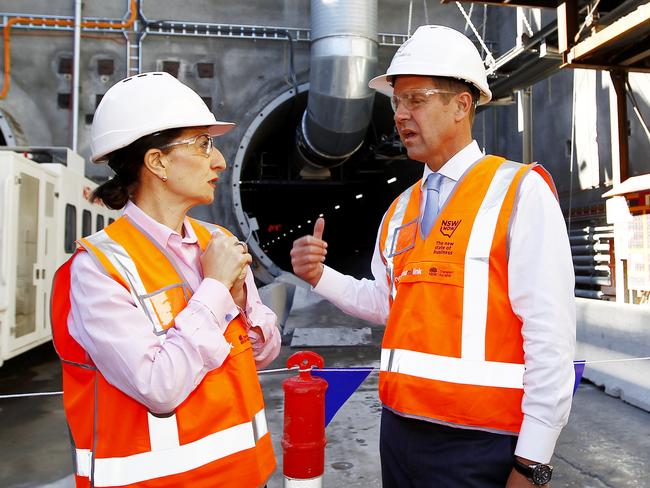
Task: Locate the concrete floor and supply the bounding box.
[1,297,649,487]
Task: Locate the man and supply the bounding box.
[290,25,575,487]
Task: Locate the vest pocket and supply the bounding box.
[140,284,190,334]
[388,218,418,257]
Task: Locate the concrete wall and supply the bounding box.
[0,1,648,226]
[576,297,650,412]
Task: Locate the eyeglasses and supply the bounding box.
[390,88,457,112]
[159,133,215,157]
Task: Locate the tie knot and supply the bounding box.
[426,172,443,191]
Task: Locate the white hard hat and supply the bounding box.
[90,72,235,162]
[369,25,492,105]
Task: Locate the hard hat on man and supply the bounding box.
[369,25,492,105]
[90,72,235,163]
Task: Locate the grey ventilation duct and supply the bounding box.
[296,0,378,175]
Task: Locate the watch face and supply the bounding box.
[532,465,553,485]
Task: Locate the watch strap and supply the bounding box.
[513,458,553,485]
[513,457,534,478]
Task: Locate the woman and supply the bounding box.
[51,72,280,487]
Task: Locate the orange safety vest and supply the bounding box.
[51,216,275,488]
[378,156,558,434]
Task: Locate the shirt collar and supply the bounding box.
[123,201,198,248]
[420,140,485,188]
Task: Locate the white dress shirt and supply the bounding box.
[314,140,576,463]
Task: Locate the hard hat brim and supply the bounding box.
[368,74,393,97]
[206,121,236,137]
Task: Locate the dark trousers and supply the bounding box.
[380,408,517,488]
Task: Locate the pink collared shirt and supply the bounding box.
[68,201,280,414]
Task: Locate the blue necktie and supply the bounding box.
[421,172,444,239]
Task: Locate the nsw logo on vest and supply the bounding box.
[440,219,461,238]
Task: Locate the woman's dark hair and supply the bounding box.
[91,127,184,209]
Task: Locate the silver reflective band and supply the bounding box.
[461,161,521,361]
[380,349,524,389]
[75,448,92,478]
[252,407,269,442]
[147,412,180,451]
[85,231,192,337]
[84,231,161,333]
[77,409,268,487]
[383,186,414,300]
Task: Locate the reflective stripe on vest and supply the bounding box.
[381,349,524,389]
[83,230,191,337]
[75,408,268,487]
[382,186,414,302]
[461,161,520,361]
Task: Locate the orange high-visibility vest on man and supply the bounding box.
[378,155,558,434]
[52,216,275,488]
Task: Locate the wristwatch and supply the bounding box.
[513,457,553,485]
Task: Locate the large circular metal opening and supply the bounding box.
[232,84,423,282]
[0,111,17,147]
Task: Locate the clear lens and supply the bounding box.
[192,134,213,156]
[390,95,398,112]
[391,88,456,112]
[161,133,213,157]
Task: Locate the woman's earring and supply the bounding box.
[161,175,168,182]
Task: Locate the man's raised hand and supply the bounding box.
[290,217,327,287]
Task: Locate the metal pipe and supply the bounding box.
[568,225,614,234]
[296,0,378,171]
[575,276,611,286]
[574,265,611,274]
[569,233,614,243]
[575,289,604,299]
[573,254,610,264]
[71,0,82,151]
[1,10,407,45]
[0,0,138,100]
[571,243,610,255]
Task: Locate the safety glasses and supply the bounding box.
[390,88,457,112]
[160,133,215,157]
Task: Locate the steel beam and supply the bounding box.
[557,0,578,57]
[611,70,630,183]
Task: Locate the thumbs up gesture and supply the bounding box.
[290,217,328,287]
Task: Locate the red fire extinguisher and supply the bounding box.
[282,351,328,487]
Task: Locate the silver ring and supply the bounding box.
[235,240,248,253]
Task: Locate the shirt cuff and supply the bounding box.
[313,265,346,300]
[515,415,562,463]
[191,278,240,331]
